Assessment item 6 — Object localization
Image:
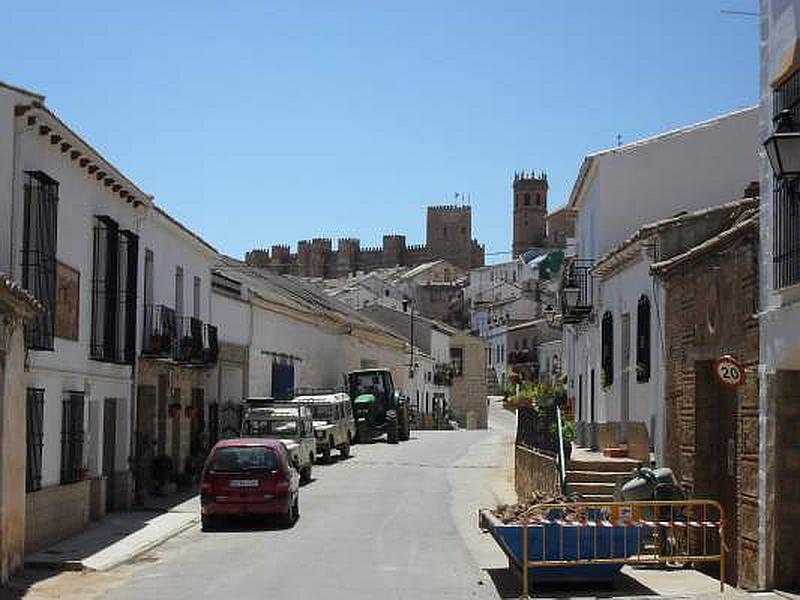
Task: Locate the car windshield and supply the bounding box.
[351,373,386,398]
[243,418,298,437]
[208,446,277,472]
[310,405,333,421]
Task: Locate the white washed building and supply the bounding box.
[562,107,758,458]
[0,82,154,550]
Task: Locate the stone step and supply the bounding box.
[568,458,640,472]
[566,470,630,484]
[577,493,615,503]
[566,482,617,497]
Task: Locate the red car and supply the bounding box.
[200,438,300,530]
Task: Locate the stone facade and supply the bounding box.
[245,205,485,277]
[25,479,91,553]
[0,279,40,582]
[546,207,576,248]
[449,332,487,429]
[515,445,559,500]
[656,217,759,588]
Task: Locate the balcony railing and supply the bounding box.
[142,305,218,365]
[433,363,453,386]
[508,349,538,365]
[142,304,177,358]
[560,259,594,324]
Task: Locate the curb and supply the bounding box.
[25,515,199,573]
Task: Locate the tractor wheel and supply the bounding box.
[339,442,350,458]
[388,423,399,444]
[321,444,331,464]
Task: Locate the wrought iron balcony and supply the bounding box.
[176,316,204,363]
[433,363,453,386]
[142,304,177,358]
[203,324,219,365]
[508,349,538,365]
[560,259,594,324]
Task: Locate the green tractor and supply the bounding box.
[346,368,410,444]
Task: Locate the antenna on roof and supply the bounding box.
[720,9,758,17]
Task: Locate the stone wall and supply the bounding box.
[0,311,28,582]
[660,227,759,588]
[449,333,487,429]
[25,480,91,552]
[770,370,800,589]
[515,445,559,499]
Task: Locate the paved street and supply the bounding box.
[4,401,517,600]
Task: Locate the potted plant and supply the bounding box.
[168,403,182,419]
[151,454,175,496]
[184,405,195,419]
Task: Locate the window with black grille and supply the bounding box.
[22,171,58,350]
[90,217,138,363]
[61,392,85,484]
[601,311,614,387]
[636,295,651,383]
[774,69,800,288]
[26,388,45,492]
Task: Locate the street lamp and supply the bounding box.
[543,304,557,326]
[561,286,580,311]
[402,296,415,379]
[764,109,800,178]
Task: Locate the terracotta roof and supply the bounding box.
[592,196,758,278]
[650,208,759,275]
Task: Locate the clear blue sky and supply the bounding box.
[1,1,758,262]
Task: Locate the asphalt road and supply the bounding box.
[89,401,517,600]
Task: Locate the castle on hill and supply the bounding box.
[245,205,486,278]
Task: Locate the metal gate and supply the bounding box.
[516,499,727,598]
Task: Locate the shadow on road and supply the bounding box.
[484,568,658,599]
[202,515,293,533]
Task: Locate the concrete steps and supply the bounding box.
[565,448,640,502]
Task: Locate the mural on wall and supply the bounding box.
[55,261,79,341]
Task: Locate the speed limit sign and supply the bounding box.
[714,355,745,388]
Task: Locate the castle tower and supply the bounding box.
[426,205,473,270]
[270,244,291,274]
[297,241,311,277]
[336,238,360,277]
[512,170,548,258]
[310,238,332,278]
[382,234,406,267]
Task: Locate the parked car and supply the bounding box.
[292,392,356,462]
[241,400,317,483]
[200,438,300,530]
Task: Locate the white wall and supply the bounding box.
[210,289,250,346]
[575,108,758,262]
[587,256,666,456]
[6,106,144,487]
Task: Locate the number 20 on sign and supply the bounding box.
[714,355,745,388]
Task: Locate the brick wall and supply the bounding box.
[660,230,759,588]
[515,445,559,499]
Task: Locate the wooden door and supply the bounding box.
[103,398,117,512]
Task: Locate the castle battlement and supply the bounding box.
[427,204,470,213]
[246,204,484,277]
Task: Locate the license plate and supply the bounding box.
[229,479,258,488]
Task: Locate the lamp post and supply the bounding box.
[402,296,415,379]
[764,109,800,178]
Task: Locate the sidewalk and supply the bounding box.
[25,494,199,572]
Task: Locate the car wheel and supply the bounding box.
[300,464,312,484]
[282,496,297,528]
[339,442,350,458]
[201,515,215,532]
[388,424,399,444]
[320,445,331,464]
